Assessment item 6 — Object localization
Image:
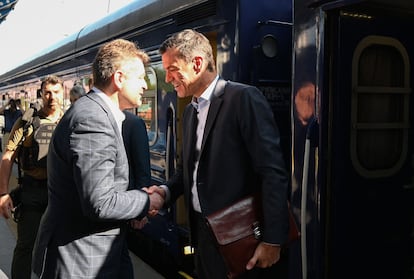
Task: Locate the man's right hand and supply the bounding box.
[0,194,13,219]
[143,186,166,216]
[147,190,164,217]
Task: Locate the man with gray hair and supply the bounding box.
[69,84,86,104]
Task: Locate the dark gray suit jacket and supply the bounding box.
[167,78,289,245]
[33,92,149,278]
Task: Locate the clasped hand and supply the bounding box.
[145,185,165,216]
[129,186,166,230]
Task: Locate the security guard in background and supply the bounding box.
[0,75,64,279]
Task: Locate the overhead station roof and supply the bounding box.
[0,0,18,25]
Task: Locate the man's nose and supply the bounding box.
[165,71,172,83]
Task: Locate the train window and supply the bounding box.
[138,66,157,145]
[351,36,410,177]
[262,35,278,58]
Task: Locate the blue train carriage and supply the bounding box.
[0,0,293,277]
[291,0,414,278]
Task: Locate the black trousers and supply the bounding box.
[193,211,228,279]
[12,175,47,279]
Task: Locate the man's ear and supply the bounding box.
[113,70,123,89]
[193,56,203,74]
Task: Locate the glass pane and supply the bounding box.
[357,130,403,170]
[359,45,404,87]
[138,67,157,142]
[153,63,175,143]
[357,94,404,123]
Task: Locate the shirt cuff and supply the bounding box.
[159,185,170,203]
[136,190,150,219]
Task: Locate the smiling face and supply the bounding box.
[117,57,148,110]
[162,48,201,98]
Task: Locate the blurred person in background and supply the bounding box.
[0,75,64,279]
[69,84,86,105]
[0,99,23,153]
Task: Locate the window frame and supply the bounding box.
[350,35,410,178]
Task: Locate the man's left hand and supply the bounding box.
[246,242,281,270]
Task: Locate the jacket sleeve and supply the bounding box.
[237,84,289,244]
[69,106,149,221]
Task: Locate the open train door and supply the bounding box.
[322,1,414,278]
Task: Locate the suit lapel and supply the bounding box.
[183,105,198,170]
[200,79,226,151]
[86,92,123,141]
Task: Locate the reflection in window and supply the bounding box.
[138,67,157,145]
[351,36,410,177]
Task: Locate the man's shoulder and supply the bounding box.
[123,110,135,119]
[123,111,146,132]
[226,80,255,91]
[220,80,259,101]
[69,94,105,115]
[58,96,110,131]
[123,110,143,122]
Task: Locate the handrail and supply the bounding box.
[300,117,318,279]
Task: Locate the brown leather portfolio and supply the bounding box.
[206,194,300,278]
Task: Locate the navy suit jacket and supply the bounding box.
[122,110,151,189]
[167,78,289,245]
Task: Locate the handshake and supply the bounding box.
[130,185,166,230]
[144,185,166,216]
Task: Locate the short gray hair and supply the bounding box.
[69,84,86,103]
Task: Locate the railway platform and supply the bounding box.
[0,156,19,279]
[0,215,15,279]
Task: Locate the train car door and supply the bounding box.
[324,3,414,279]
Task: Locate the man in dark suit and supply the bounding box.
[149,29,289,278]
[121,109,152,275]
[122,110,151,190]
[32,39,164,279]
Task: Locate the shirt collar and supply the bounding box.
[92,87,126,126]
[191,75,219,111]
